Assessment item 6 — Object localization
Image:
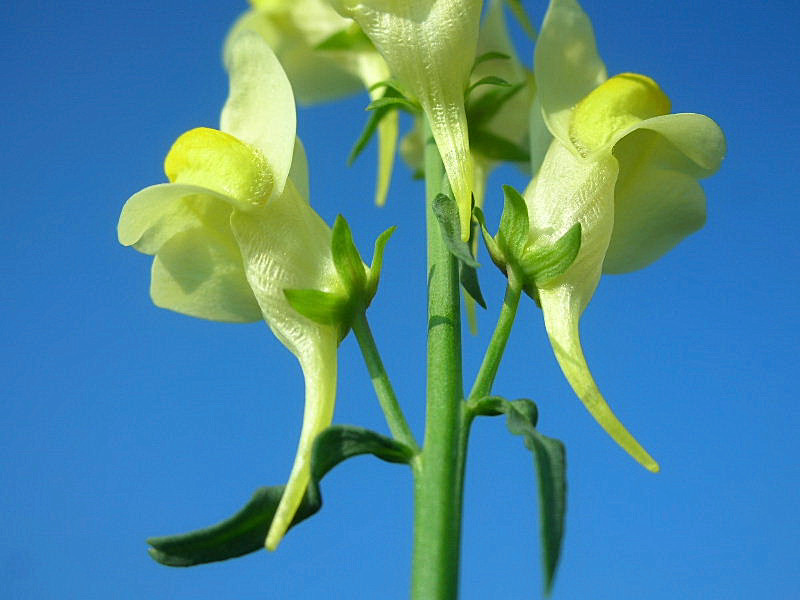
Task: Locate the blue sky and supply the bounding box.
[2,1,798,598]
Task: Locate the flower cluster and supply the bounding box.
[120,0,725,557]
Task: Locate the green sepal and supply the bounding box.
[473,206,505,273]
[471,51,511,72]
[521,223,582,287]
[366,96,420,114]
[366,226,397,303]
[332,215,368,295]
[468,396,566,596]
[466,75,513,97]
[284,288,351,327]
[497,185,530,259]
[431,192,486,309]
[315,24,374,52]
[147,425,414,567]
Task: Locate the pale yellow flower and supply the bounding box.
[526,0,725,471]
[118,32,343,548]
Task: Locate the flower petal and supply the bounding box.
[165,128,274,212]
[534,0,606,148]
[265,338,337,550]
[288,137,310,203]
[539,286,659,472]
[333,0,481,239]
[221,31,296,202]
[230,186,342,548]
[150,227,262,323]
[118,183,233,254]
[620,113,726,176]
[603,114,726,273]
[226,5,364,105]
[525,141,617,312]
[526,141,657,470]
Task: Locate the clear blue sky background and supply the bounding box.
[2,1,798,598]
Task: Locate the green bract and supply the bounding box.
[118,32,345,550]
[526,0,726,471]
[330,0,482,240]
[229,0,398,205]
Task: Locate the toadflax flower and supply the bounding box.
[525,0,725,471]
[118,32,344,549]
[229,0,398,206]
[329,0,483,239]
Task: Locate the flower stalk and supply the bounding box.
[410,120,469,600]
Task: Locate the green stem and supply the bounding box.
[410,123,468,600]
[352,311,420,453]
[469,283,522,400]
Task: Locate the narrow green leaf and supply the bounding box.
[497,185,530,259]
[366,96,420,113]
[147,425,413,567]
[527,430,566,596]
[521,222,582,286]
[315,25,373,52]
[469,395,508,416]
[331,215,367,294]
[469,396,566,596]
[507,0,537,40]
[431,193,479,268]
[147,485,319,567]
[471,50,511,72]
[367,79,410,97]
[284,288,350,326]
[311,425,415,480]
[366,226,397,303]
[349,87,404,166]
[466,82,525,128]
[470,130,530,163]
[466,75,513,97]
[460,262,487,309]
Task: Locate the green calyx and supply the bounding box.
[477,185,581,298]
[284,215,395,340]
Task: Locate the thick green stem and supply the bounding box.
[352,311,420,453]
[410,124,468,600]
[469,284,522,400]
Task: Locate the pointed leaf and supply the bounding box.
[460,262,487,309]
[466,82,525,129]
[470,130,530,163]
[431,193,479,268]
[311,425,415,480]
[366,96,420,113]
[471,50,511,71]
[469,396,566,596]
[147,485,319,567]
[349,88,404,166]
[148,425,413,567]
[467,75,512,97]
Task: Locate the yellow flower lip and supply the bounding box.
[164,127,273,212]
[569,72,671,155]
